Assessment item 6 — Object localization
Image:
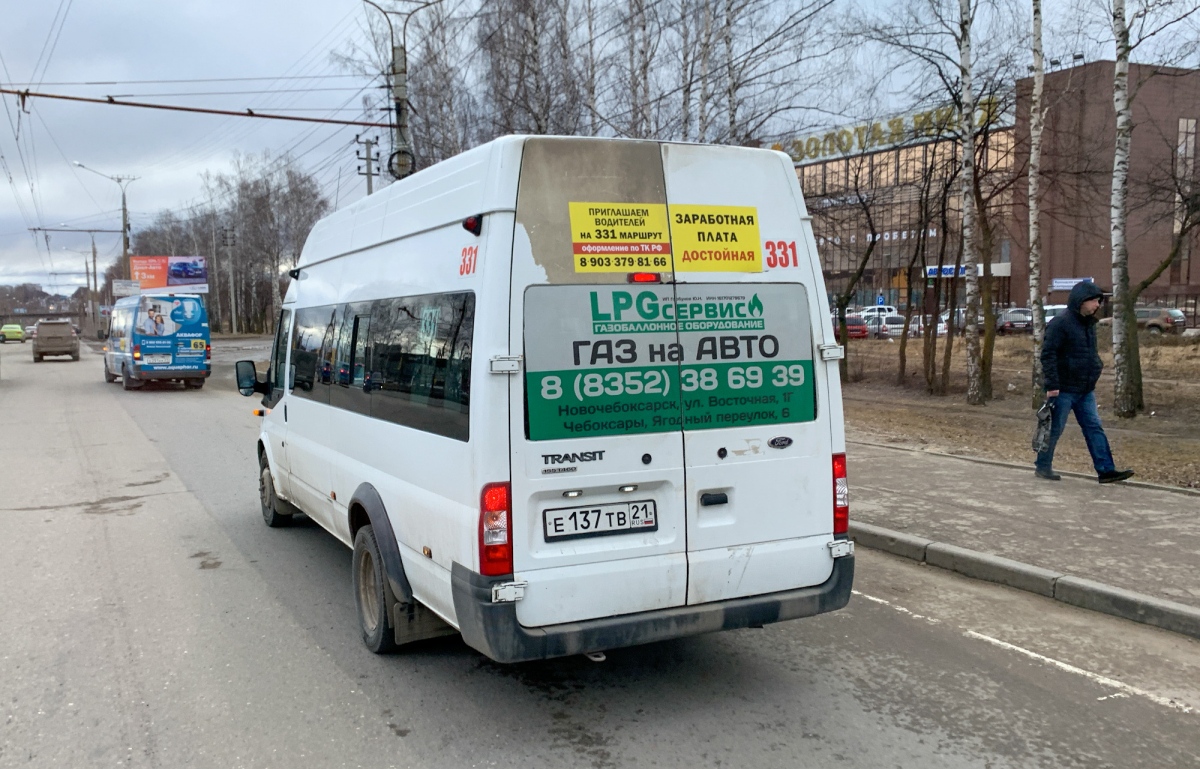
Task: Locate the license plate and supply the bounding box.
[144,354,172,364]
[543,500,658,542]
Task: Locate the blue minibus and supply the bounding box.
[104,293,211,389]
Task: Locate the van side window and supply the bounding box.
[370,291,474,441]
[270,309,292,393]
[290,307,328,399]
[329,302,373,416]
[315,304,344,399]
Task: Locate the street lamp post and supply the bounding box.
[73,161,138,280]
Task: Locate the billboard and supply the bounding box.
[112,279,140,297]
[129,256,209,293]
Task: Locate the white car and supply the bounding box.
[236,135,855,664]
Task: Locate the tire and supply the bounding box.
[258,453,291,528]
[1148,326,1162,336]
[353,525,399,654]
[121,364,142,391]
[33,354,42,362]
[71,352,80,361]
[186,379,205,389]
[103,361,118,383]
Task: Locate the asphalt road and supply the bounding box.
[2,340,1199,768]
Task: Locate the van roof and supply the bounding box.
[294,135,795,271]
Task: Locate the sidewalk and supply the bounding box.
[846,437,1200,634]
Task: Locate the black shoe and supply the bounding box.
[1098,469,1134,484]
[1035,469,1061,481]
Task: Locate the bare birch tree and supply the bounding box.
[1099,0,1200,417]
[1028,0,1048,408]
[958,0,987,404]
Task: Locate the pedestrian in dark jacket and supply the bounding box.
[1036,280,1134,483]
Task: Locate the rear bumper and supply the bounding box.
[133,366,211,380]
[451,554,854,664]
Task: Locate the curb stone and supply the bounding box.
[847,439,1200,497]
[849,521,1200,642]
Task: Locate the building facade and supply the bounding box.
[791,60,1200,322]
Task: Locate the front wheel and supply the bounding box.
[259,454,291,528]
[353,525,399,654]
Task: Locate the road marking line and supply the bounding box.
[965,630,1196,715]
[851,590,941,624]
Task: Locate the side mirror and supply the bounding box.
[235,360,266,396]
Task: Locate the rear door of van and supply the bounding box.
[661,143,834,604]
[508,138,834,628]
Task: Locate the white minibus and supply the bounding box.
[236,136,854,663]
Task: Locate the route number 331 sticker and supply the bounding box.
[523,283,816,440]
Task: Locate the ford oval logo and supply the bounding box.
[768,436,793,449]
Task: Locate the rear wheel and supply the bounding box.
[1148,326,1163,336]
[121,365,142,391]
[186,379,205,389]
[33,353,42,362]
[103,361,118,383]
[258,453,291,528]
[353,525,399,654]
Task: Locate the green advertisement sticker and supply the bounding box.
[524,284,816,441]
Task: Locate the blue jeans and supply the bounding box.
[1035,390,1116,475]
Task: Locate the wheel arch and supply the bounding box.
[349,483,413,605]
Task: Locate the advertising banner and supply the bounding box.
[129,255,209,293]
[569,202,672,273]
[668,205,763,272]
[523,283,815,441]
[112,279,140,297]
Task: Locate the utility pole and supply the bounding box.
[357,134,380,194]
[73,162,138,279]
[29,226,119,334]
[360,0,439,180]
[89,235,99,330]
[222,226,238,335]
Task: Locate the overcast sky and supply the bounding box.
[1,0,383,294]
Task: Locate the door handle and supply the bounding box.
[700,492,728,507]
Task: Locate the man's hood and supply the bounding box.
[1067,280,1104,315]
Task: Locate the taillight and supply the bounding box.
[479,482,512,576]
[626,272,661,283]
[832,453,849,535]
[132,344,142,361]
[205,343,212,361]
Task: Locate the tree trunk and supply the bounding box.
[959,0,984,405]
[1028,0,1046,408]
[1110,0,1141,417]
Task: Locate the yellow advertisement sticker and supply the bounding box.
[569,202,672,273]
[669,205,762,272]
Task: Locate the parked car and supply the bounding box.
[858,305,898,319]
[32,318,80,362]
[1136,307,1187,334]
[0,324,26,342]
[872,314,922,338]
[997,308,1033,335]
[1043,304,1068,320]
[832,314,869,340]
